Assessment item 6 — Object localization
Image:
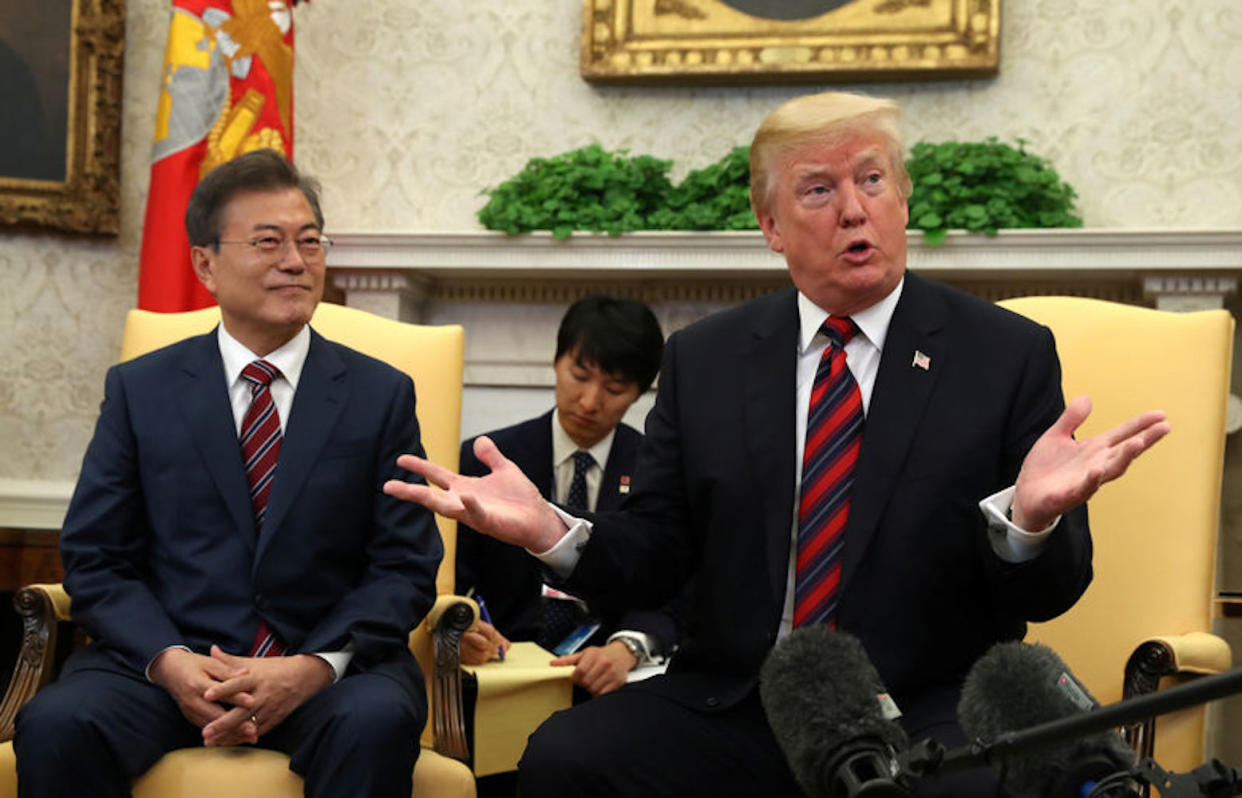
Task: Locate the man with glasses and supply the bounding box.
[13,149,442,798]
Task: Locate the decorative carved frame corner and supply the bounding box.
[0,0,126,235]
[581,0,999,84]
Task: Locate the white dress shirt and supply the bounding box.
[550,413,615,509]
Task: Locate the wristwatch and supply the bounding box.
[613,634,647,666]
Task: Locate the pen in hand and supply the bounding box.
[475,595,505,662]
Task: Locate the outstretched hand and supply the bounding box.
[1012,395,1170,531]
[383,436,568,553]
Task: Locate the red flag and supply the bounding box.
[137,0,297,312]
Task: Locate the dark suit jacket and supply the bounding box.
[565,274,1092,714]
[456,410,680,655]
[59,327,442,696]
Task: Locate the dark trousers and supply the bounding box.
[517,677,997,798]
[13,653,424,798]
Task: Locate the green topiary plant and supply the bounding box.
[905,138,1083,245]
[648,146,758,231]
[476,144,675,239]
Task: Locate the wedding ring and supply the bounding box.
[250,713,259,725]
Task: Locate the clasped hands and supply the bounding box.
[149,644,333,747]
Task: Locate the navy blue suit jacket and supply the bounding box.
[565,274,1092,716]
[456,410,680,656]
[59,327,442,696]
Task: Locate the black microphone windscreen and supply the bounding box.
[958,641,1137,798]
[760,627,908,798]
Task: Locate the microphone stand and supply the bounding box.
[1091,758,1242,798]
[895,666,1242,796]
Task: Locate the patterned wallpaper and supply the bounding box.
[2,0,1241,480]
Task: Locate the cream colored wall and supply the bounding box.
[2,0,1241,482]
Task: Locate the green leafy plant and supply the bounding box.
[476,145,675,239]
[905,138,1083,245]
[479,138,1084,242]
[648,146,758,231]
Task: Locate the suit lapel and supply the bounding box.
[741,290,801,609]
[597,426,638,511]
[841,273,947,593]
[256,329,347,566]
[176,330,256,549]
[527,411,555,501]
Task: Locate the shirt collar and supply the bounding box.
[551,410,616,469]
[797,276,905,356]
[217,323,311,390]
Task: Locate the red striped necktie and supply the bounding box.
[793,317,863,629]
[239,359,286,657]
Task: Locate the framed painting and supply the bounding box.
[581,0,999,84]
[0,0,125,235]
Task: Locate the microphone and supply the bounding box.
[759,626,910,798]
[957,641,1140,798]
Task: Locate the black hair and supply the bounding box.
[184,148,324,248]
[555,294,664,392]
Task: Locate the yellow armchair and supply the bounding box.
[0,303,478,797]
[999,296,1234,771]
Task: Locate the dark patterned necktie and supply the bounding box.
[793,317,863,629]
[566,450,594,511]
[239,359,286,657]
[538,450,596,650]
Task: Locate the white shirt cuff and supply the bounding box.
[145,644,192,682]
[606,630,660,666]
[529,503,593,579]
[979,485,1060,563]
[147,645,353,683]
[313,649,353,682]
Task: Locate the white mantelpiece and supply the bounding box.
[327,228,1241,389]
[328,228,1242,315]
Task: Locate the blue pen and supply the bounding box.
[475,596,504,661]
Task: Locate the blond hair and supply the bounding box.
[749,92,912,214]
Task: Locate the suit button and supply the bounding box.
[255,594,268,609]
[705,697,719,708]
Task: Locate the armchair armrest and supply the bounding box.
[412,595,478,762]
[1122,632,1232,758]
[0,584,72,742]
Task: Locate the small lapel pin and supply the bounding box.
[619,475,631,494]
[912,350,931,371]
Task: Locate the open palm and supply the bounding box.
[1012,395,1170,531]
[384,436,567,552]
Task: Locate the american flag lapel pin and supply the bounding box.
[619,475,631,494]
[912,350,931,371]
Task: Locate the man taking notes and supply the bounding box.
[456,294,679,697]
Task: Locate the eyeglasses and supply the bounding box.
[216,234,333,262]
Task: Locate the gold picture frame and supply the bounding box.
[581,0,999,84]
[0,0,125,235]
